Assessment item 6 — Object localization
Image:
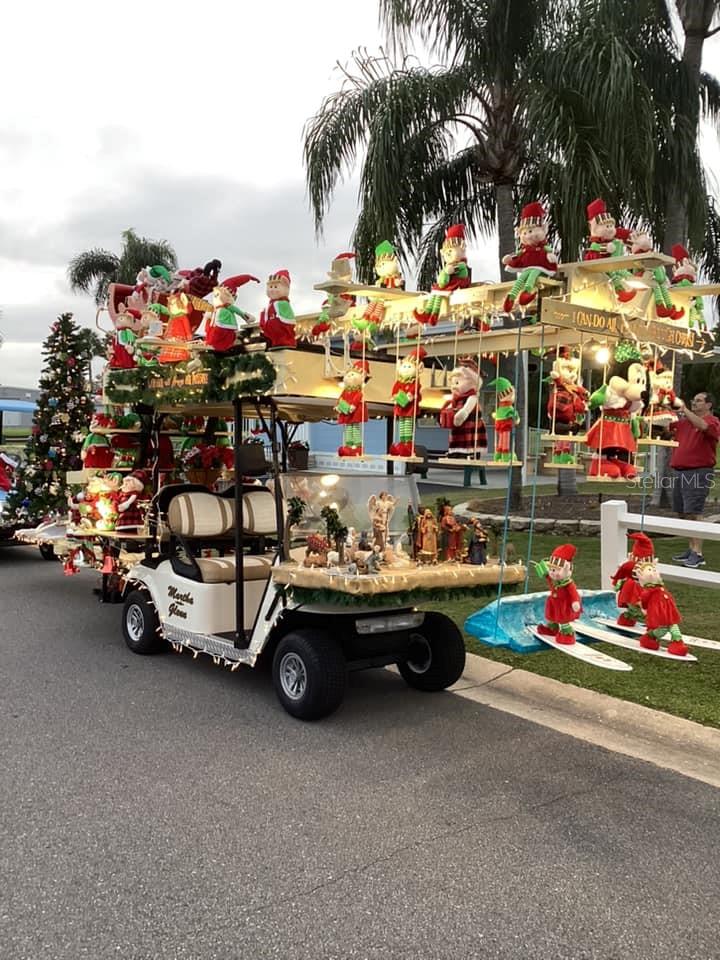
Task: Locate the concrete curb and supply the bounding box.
[449,653,720,788]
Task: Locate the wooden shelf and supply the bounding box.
[313,281,422,300]
[560,252,674,274]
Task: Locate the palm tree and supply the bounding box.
[67,228,177,306]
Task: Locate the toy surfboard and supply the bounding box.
[530,628,633,671]
[593,616,720,651]
[576,621,697,662]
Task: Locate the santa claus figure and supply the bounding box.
[586,341,648,478]
[116,471,148,531]
[439,358,487,459]
[502,202,558,314]
[611,531,654,627]
[335,359,369,457]
[205,274,259,352]
[389,347,426,457]
[488,377,520,462]
[628,229,683,319]
[535,543,582,644]
[546,348,589,464]
[671,244,706,331]
[414,223,471,325]
[635,558,688,656]
[259,269,296,348]
[582,199,635,302]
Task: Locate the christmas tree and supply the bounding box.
[4,313,94,524]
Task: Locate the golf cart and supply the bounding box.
[121,397,467,720]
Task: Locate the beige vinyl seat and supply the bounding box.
[166,488,277,584]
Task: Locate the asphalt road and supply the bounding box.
[2,548,719,960]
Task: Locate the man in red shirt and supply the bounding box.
[668,391,720,567]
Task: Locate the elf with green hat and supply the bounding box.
[488,377,520,462]
[359,241,405,333]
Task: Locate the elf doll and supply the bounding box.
[204,274,259,351]
[635,557,689,656]
[628,229,683,319]
[488,377,520,462]
[611,531,654,627]
[389,347,426,457]
[671,244,706,331]
[110,305,147,369]
[360,241,405,331]
[534,543,582,644]
[414,223,471,325]
[439,358,487,459]
[502,202,558,314]
[259,269,296,348]
[335,359,369,457]
[582,199,636,302]
[314,253,357,337]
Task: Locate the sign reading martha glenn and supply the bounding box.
[540,299,711,354]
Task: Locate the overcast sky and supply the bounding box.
[0,1,718,388]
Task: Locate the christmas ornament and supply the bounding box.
[534,544,582,644]
[335,359,370,457]
[501,202,558,314]
[389,347,425,456]
[488,377,520,463]
[582,199,635,302]
[259,269,296,348]
[206,274,260,352]
[414,224,470,325]
[586,341,647,478]
[438,358,487,460]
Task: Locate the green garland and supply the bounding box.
[103,353,277,406]
[278,582,519,608]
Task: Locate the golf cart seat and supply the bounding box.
[166,488,276,584]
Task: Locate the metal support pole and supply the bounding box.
[386,417,393,477]
[233,397,246,647]
[269,401,286,562]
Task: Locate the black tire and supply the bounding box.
[122,589,164,655]
[39,543,56,561]
[397,612,466,692]
[272,629,347,721]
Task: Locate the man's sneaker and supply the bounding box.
[682,552,706,568]
[672,549,691,562]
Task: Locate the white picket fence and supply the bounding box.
[600,499,720,589]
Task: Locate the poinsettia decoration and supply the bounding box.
[180,443,234,470]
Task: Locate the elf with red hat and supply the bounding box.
[205,274,260,352]
[627,229,683,319]
[671,244,706,331]
[583,199,636,303]
[389,347,426,456]
[502,202,558,314]
[110,303,148,369]
[335,359,370,457]
[414,224,471,325]
[260,270,296,348]
[535,544,582,644]
[611,531,654,626]
[635,557,688,656]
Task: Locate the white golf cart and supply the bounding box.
[121,397,466,720]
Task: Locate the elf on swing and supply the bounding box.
[610,531,654,627]
[502,202,558,315]
[582,199,636,303]
[414,224,471,326]
[535,543,582,644]
[389,347,426,457]
[335,359,369,457]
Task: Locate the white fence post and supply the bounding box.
[600,500,628,590]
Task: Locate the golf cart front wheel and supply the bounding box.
[39,543,56,561]
[122,589,164,655]
[272,630,346,721]
[397,612,466,691]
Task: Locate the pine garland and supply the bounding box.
[3,313,94,525]
[277,582,518,608]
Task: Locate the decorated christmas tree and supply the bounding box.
[4,313,94,524]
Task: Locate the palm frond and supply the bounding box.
[117,227,177,283]
[67,249,120,306]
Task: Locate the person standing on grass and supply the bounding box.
[669,392,720,568]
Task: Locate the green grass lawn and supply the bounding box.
[420,529,720,729]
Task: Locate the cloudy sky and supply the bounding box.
[0,2,718,388]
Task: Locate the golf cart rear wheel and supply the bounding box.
[122,590,164,655]
[272,630,346,721]
[397,612,466,692]
[39,543,56,561]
